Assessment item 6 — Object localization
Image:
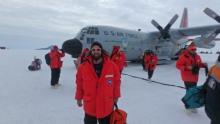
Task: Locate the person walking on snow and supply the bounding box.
[176,43,207,112]
[110,45,127,73]
[144,50,158,79]
[49,45,65,88]
[75,42,121,124]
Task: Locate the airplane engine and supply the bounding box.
[62,38,82,58]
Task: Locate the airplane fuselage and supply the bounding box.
[63,8,220,62]
[74,25,179,61]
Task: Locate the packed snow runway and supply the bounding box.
[0,49,218,124]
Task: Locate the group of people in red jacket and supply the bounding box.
[75,45,127,73]
[176,42,220,124]
[47,41,219,124]
[73,42,160,123]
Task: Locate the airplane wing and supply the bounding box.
[146,24,220,49]
[147,24,220,40]
[149,10,220,42]
[171,8,220,38]
[170,24,220,39]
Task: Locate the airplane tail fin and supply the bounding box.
[180,8,188,28]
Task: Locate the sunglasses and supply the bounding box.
[92,48,101,52]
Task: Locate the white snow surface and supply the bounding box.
[0,49,218,124]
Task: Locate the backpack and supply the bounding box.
[45,53,50,65]
[110,103,127,124]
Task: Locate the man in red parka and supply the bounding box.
[176,43,207,112]
[75,42,121,124]
[144,50,158,79]
[110,46,127,73]
[49,45,65,88]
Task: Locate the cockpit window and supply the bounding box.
[90,27,95,34]
[81,28,88,33]
[87,27,99,35]
[95,28,99,34]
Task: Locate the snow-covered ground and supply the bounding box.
[0,49,219,124]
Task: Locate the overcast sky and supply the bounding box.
[0,0,220,49]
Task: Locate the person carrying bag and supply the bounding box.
[110,103,127,124]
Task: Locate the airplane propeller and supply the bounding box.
[204,8,220,34]
[204,8,220,23]
[151,14,179,39]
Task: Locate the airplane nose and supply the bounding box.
[62,38,83,58]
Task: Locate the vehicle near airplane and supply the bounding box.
[62,8,220,62]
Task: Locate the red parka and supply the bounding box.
[80,48,90,63]
[111,47,127,72]
[121,51,128,67]
[75,48,90,69]
[49,47,65,69]
[75,55,121,118]
[176,50,206,83]
[144,54,158,71]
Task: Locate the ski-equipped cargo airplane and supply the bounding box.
[62,8,220,61]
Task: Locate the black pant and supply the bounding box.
[84,113,111,124]
[148,70,154,79]
[184,82,197,90]
[142,59,145,70]
[51,68,61,86]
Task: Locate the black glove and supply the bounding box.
[192,65,200,75]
